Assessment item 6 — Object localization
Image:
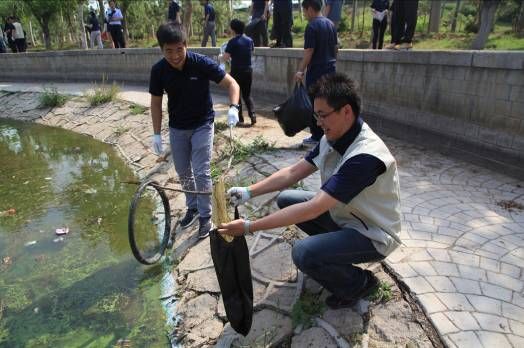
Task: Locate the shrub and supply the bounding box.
[39,88,68,108]
[86,82,120,106]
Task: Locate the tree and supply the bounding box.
[25,0,63,49]
[471,0,500,49]
[451,0,461,32]
[183,0,193,39]
[428,0,442,33]
[516,0,524,34]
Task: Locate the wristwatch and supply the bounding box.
[229,103,240,110]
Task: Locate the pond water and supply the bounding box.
[0,119,169,347]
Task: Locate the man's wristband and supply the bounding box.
[244,219,252,235]
[230,103,240,110]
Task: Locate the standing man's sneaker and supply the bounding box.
[249,113,256,126]
[180,208,199,228]
[384,43,397,50]
[302,137,319,147]
[325,270,379,310]
[197,217,213,239]
[397,42,413,50]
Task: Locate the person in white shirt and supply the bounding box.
[12,17,26,52]
[106,0,125,48]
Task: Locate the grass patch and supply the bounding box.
[367,281,393,303]
[114,126,129,136]
[129,104,147,115]
[291,290,325,329]
[231,135,276,164]
[214,121,228,133]
[39,87,68,108]
[86,82,120,106]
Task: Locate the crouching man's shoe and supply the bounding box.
[197,217,213,239]
[325,270,379,310]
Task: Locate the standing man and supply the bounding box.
[270,0,293,48]
[149,23,240,238]
[3,17,16,53]
[295,0,337,146]
[106,0,125,48]
[249,0,269,47]
[385,0,419,50]
[219,73,402,309]
[323,0,343,33]
[370,0,389,49]
[11,17,26,53]
[201,0,216,47]
[223,19,256,126]
[168,0,182,24]
[87,9,103,49]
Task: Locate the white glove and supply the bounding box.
[227,106,239,127]
[152,134,163,155]
[227,187,251,207]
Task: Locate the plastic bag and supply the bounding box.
[273,83,313,137]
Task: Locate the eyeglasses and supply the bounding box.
[312,105,344,122]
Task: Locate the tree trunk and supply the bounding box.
[428,0,442,33]
[471,0,499,50]
[351,0,357,32]
[516,0,524,34]
[451,0,461,32]
[41,18,51,49]
[29,20,36,47]
[98,0,105,31]
[360,1,365,37]
[78,4,88,49]
[183,0,193,38]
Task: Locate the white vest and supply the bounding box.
[13,22,24,39]
[312,122,402,256]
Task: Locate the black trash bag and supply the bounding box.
[210,208,253,336]
[273,82,313,137]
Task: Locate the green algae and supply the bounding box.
[0,119,168,347]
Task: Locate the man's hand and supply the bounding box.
[227,187,251,206]
[227,106,239,127]
[217,219,246,237]
[152,134,163,155]
[294,71,304,82]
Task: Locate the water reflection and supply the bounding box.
[0,119,167,347]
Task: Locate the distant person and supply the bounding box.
[270,0,293,48]
[247,0,269,47]
[11,17,26,52]
[87,10,103,49]
[223,19,256,126]
[106,0,125,48]
[4,17,16,52]
[149,23,240,239]
[385,0,418,50]
[0,26,6,53]
[200,0,216,47]
[295,0,337,146]
[371,0,389,49]
[323,0,343,32]
[168,0,182,24]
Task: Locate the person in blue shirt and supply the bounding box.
[270,0,293,48]
[295,0,337,146]
[106,0,125,48]
[222,19,256,126]
[371,0,389,49]
[323,0,343,32]
[247,0,269,47]
[219,73,402,310]
[201,0,216,47]
[149,23,240,238]
[168,0,182,24]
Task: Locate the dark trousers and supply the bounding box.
[372,18,388,49]
[109,24,125,48]
[272,9,293,47]
[251,19,268,47]
[390,0,419,44]
[14,38,26,52]
[277,190,384,298]
[231,68,255,122]
[306,65,336,141]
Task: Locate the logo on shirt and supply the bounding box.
[189,76,198,80]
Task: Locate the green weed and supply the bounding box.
[86,82,120,106]
[39,87,68,108]
[367,281,393,303]
[230,135,276,164]
[129,104,147,115]
[214,121,228,133]
[291,290,325,329]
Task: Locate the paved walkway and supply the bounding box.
[2,81,523,348]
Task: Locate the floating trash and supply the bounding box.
[24,241,37,246]
[53,236,65,243]
[55,227,69,235]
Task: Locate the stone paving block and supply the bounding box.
[411,222,438,234]
[502,302,524,323]
[392,263,419,278]
[290,327,337,348]
[513,293,524,308]
[403,276,434,294]
[448,331,482,348]
[445,311,480,331]
[425,276,456,292]
[251,241,296,283]
[509,319,524,335]
[179,294,217,329]
[449,251,480,267]
[473,312,510,333]
[508,334,524,348]
[432,261,460,277]
[407,250,434,262]
[322,308,364,338]
[476,331,512,348]
[449,277,481,295]
[232,309,293,348]
[487,271,523,292]
[480,257,500,272]
[500,262,521,279]
[185,268,220,293]
[429,312,460,335]
[418,293,447,314]
[436,293,475,311]
[427,249,451,262]
[409,262,438,276]
[458,265,487,281]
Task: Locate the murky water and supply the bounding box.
[0,119,168,347]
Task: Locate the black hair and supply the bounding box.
[301,0,322,12]
[156,22,187,47]
[309,73,362,117]
[230,19,245,35]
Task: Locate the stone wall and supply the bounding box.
[1,48,522,177]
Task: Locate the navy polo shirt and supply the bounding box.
[205,3,216,21]
[304,16,337,69]
[252,0,267,19]
[225,34,254,71]
[371,0,389,12]
[304,117,387,204]
[149,51,226,130]
[89,15,100,31]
